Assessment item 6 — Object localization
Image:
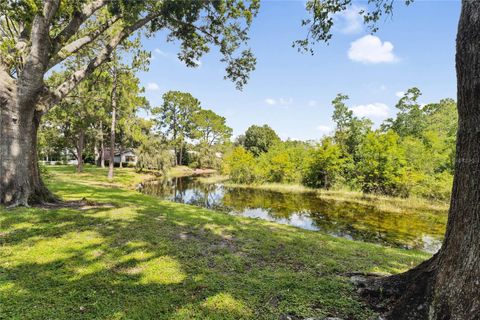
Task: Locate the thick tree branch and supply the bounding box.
[18,0,60,104]
[46,12,160,108]
[51,0,108,53]
[48,16,121,70]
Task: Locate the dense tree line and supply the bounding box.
[225,89,457,201]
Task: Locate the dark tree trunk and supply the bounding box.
[76,130,85,173]
[364,2,480,319]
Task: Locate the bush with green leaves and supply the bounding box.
[302,138,346,189]
[135,137,173,175]
[222,147,260,184]
[258,141,312,183]
[356,131,410,197]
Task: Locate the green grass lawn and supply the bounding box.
[0,166,430,320]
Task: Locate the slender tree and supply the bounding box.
[153,91,201,166]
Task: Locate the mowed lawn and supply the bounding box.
[0,166,430,320]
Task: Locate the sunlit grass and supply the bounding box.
[0,166,431,319]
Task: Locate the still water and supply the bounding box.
[140,175,446,253]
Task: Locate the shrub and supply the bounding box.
[302,139,345,189]
[222,146,260,184]
[258,142,311,183]
[356,131,410,197]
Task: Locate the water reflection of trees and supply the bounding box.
[141,177,444,252]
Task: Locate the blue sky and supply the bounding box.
[138,0,460,141]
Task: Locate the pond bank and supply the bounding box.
[1,166,429,319]
[141,175,447,253]
[199,175,449,215]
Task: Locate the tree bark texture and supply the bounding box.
[0,69,55,205]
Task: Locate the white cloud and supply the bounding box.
[154,48,167,56]
[316,125,332,134]
[348,35,397,64]
[279,97,293,105]
[146,82,160,91]
[308,100,318,107]
[264,97,293,106]
[395,91,405,98]
[265,98,277,105]
[350,103,389,118]
[337,5,364,34]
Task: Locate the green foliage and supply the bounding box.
[383,88,426,138]
[222,146,259,184]
[303,138,345,189]
[192,109,232,146]
[410,171,453,201]
[258,141,312,183]
[135,136,173,174]
[332,93,372,160]
[242,124,281,157]
[295,0,413,52]
[356,131,409,197]
[152,92,233,168]
[153,91,201,165]
[1,0,260,88]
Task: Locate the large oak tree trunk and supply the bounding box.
[363,2,480,319]
[0,70,55,206]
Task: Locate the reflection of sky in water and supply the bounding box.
[232,208,319,231]
[141,177,445,254]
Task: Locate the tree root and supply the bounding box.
[351,255,439,320]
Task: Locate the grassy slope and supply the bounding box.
[0,166,430,320]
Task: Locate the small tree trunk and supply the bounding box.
[94,134,99,167]
[108,64,117,180]
[179,144,183,166]
[76,130,85,173]
[100,121,105,168]
[119,143,123,168]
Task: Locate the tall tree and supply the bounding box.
[331,93,372,161]
[192,109,232,147]
[383,87,427,138]
[0,0,259,206]
[300,1,479,318]
[153,91,201,166]
[242,124,280,156]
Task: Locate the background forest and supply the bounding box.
[40,84,456,201]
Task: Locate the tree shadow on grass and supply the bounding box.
[0,180,430,319]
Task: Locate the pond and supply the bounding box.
[140,175,446,253]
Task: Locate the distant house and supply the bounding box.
[103,148,137,166]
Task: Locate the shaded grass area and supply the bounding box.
[0,166,430,319]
